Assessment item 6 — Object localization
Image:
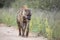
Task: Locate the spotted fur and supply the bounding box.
[17,9,31,37]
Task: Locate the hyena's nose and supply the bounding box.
[23,16,27,19]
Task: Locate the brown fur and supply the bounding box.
[17,9,31,37]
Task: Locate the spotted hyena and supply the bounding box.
[17,6,31,37]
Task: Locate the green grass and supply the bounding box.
[0,9,17,26]
[0,8,60,40]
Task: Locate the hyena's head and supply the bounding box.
[22,5,29,17]
[21,5,31,20]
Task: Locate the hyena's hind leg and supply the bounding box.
[17,21,21,36]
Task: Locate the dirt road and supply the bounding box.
[0,24,48,40]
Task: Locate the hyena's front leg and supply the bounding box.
[19,26,21,36]
[17,21,21,36]
[26,26,29,37]
[22,23,26,37]
[26,21,30,37]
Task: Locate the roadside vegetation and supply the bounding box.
[0,0,60,40]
